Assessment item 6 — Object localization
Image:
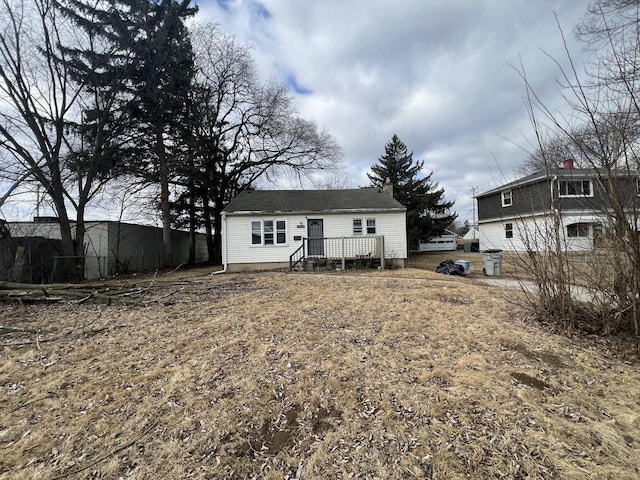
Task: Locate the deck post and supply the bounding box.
[302,239,306,270]
[341,237,346,270]
[380,236,385,269]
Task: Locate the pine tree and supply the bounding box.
[368,134,457,249]
[57,0,197,267]
[121,0,197,267]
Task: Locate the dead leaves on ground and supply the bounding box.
[1,269,640,479]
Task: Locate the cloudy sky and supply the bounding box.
[194,0,591,224]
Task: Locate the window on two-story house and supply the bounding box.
[505,223,513,239]
[558,180,592,197]
[502,190,513,207]
[353,218,377,235]
[567,223,589,238]
[251,220,287,245]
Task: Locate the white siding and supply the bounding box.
[479,219,541,251]
[419,234,457,251]
[479,212,606,252]
[371,212,407,260]
[225,214,306,265]
[224,211,407,266]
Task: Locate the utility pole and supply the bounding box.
[471,186,478,238]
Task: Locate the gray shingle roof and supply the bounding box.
[223,188,406,215]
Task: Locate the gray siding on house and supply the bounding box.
[554,174,638,212]
[599,176,640,209]
[477,168,640,253]
[478,179,551,220]
[479,174,639,221]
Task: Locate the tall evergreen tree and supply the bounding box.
[368,134,456,249]
[122,0,197,267]
[53,0,143,270]
[58,0,197,267]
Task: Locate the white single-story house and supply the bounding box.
[5,219,208,281]
[220,187,407,272]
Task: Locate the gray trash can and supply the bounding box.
[455,260,471,275]
[482,250,503,276]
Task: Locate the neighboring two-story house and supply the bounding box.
[476,159,639,252]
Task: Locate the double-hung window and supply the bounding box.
[505,223,513,239]
[251,219,286,245]
[366,218,377,234]
[502,190,513,207]
[352,219,363,235]
[353,218,377,235]
[558,180,592,197]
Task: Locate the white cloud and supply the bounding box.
[195,0,591,222]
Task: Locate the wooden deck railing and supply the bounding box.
[290,236,385,270]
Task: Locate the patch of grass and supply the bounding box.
[1,268,639,479]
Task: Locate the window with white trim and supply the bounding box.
[558,180,592,197]
[251,221,262,245]
[502,190,512,207]
[352,219,363,235]
[567,223,589,238]
[276,220,286,243]
[366,218,377,235]
[353,218,377,235]
[251,219,287,245]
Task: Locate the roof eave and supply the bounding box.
[476,174,549,198]
[224,207,407,216]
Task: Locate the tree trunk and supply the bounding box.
[187,178,196,265]
[156,125,173,268]
[74,206,87,280]
[52,201,79,282]
[202,191,215,264]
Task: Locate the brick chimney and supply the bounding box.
[563,159,574,170]
[383,177,394,197]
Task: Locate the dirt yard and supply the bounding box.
[1,266,639,479]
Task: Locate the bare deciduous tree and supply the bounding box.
[183,22,341,263]
[512,6,640,335]
[0,0,84,278]
[0,0,143,279]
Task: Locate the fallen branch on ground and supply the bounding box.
[0,275,163,305]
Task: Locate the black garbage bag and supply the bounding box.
[435,260,464,275]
